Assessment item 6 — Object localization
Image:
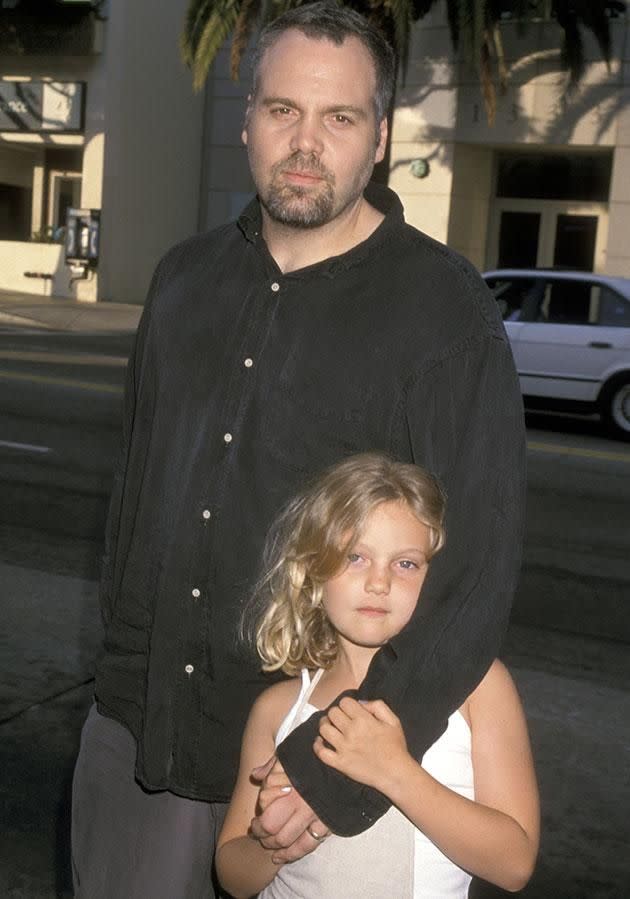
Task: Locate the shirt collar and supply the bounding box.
[237,182,405,277]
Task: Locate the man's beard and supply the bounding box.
[261,152,336,229]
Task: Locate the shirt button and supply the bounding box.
[185,664,194,675]
[202,509,211,520]
[223,432,233,444]
[271,282,280,292]
[191,588,200,599]
[244,357,253,368]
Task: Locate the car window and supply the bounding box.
[598,287,630,327]
[487,278,546,322]
[487,275,630,327]
[544,280,591,324]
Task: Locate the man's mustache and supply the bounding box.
[275,153,335,184]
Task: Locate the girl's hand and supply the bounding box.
[313,697,411,792]
[253,758,294,813]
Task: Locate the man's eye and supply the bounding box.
[272,106,292,116]
[333,114,351,124]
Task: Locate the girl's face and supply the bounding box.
[321,500,432,656]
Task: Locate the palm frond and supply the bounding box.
[568,0,614,64]
[489,21,508,93]
[472,0,487,67]
[181,0,214,65]
[230,0,261,80]
[180,0,627,123]
[479,36,497,124]
[190,0,242,90]
[553,0,587,85]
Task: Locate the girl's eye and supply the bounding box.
[398,559,419,570]
[347,552,362,563]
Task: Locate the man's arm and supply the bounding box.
[98,261,163,627]
[273,332,526,836]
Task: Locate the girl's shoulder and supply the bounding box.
[248,676,303,739]
[461,659,524,729]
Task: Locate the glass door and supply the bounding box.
[497,211,541,268]
[487,200,608,272]
[553,214,598,270]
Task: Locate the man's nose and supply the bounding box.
[365,565,391,595]
[289,114,324,156]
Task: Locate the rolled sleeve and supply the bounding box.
[278,332,526,835]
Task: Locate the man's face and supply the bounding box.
[242,30,387,230]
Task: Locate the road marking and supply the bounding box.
[527,440,630,463]
[0,369,123,394]
[0,439,51,454]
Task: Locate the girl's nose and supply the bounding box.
[365,565,391,595]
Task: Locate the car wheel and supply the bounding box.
[601,377,630,441]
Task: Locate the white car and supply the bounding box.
[483,269,630,440]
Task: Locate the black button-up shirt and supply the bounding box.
[95,183,525,836]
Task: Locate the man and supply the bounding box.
[71,4,526,897]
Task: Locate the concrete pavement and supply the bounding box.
[0,289,142,333]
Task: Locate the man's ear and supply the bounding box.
[375,117,388,164]
[242,93,253,146]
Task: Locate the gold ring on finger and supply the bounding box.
[306,824,327,842]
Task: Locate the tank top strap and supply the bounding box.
[295,667,324,717]
[276,668,324,745]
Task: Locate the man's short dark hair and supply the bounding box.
[251,1,396,125]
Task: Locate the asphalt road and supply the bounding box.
[1,326,630,897]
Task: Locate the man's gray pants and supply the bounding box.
[71,704,229,899]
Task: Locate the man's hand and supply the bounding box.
[250,755,330,864]
[313,697,410,794]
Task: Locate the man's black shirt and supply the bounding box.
[95,183,526,836]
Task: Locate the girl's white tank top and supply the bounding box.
[258,668,474,899]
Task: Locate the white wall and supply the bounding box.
[446,144,493,269]
[389,9,457,242]
[0,241,64,295]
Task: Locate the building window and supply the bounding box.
[496,152,612,203]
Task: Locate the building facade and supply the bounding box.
[0,0,203,302]
[0,2,629,303]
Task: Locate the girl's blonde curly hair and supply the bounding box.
[250,452,445,677]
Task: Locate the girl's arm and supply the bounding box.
[314,660,540,892]
[216,684,296,899]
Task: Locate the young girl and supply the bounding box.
[216,453,539,898]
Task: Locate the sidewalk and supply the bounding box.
[0,289,142,333]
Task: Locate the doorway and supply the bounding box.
[488,200,608,272]
[486,150,611,272]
